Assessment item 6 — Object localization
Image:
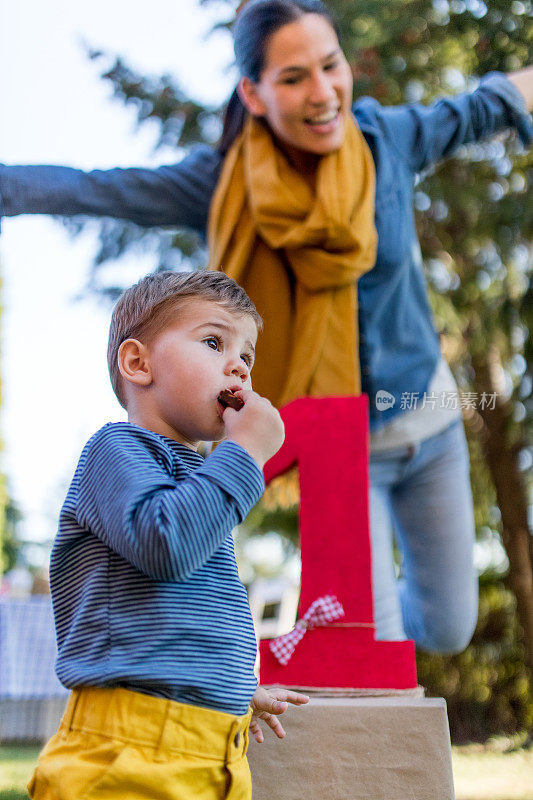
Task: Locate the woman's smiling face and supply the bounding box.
[239,13,353,161]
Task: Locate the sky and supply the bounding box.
[0,0,236,565]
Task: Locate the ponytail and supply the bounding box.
[218,88,248,155]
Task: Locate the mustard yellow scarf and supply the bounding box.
[208,115,377,407]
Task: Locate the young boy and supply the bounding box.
[28,270,308,800]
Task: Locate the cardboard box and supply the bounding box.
[248,696,455,800]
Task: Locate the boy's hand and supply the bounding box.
[223,390,285,469]
[249,686,309,743]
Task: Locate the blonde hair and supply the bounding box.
[108,270,262,407]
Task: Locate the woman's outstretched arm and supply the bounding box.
[0,145,222,235]
[373,71,531,176]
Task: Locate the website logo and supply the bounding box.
[375,390,396,411]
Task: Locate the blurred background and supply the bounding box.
[0,1,532,798]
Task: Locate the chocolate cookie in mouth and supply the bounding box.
[218,390,244,411]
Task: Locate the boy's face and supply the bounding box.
[143,298,257,448]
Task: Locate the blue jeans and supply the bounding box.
[369,419,478,653]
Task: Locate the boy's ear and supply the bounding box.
[118,339,152,388]
[237,76,267,117]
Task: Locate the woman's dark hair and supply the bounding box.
[218,0,338,155]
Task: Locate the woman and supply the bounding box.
[1,0,531,652]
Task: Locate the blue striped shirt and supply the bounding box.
[50,422,264,715]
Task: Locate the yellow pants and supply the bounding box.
[28,687,253,800]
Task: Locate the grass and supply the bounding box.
[0,745,39,800]
[1,742,532,799]
[452,741,533,800]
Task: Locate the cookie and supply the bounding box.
[218,390,245,411]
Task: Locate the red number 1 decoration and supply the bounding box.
[259,396,417,689]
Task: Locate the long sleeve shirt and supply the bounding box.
[1,74,530,429]
[51,422,264,715]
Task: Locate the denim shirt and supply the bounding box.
[1,73,530,429]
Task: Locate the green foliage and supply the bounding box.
[0,271,21,575]
[0,495,23,575]
[418,577,533,743]
[0,792,28,800]
[330,0,532,100]
[87,47,221,150]
[243,503,299,546]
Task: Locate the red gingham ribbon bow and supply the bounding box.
[269,594,345,665]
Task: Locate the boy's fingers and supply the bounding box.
[270,689,309,706]
[269,718,286,739]
[261,712,286,738]
[250,720,264,743]
[284,690,309,705]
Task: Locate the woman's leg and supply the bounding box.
[368,455,407,641]
[391,420,478,653]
